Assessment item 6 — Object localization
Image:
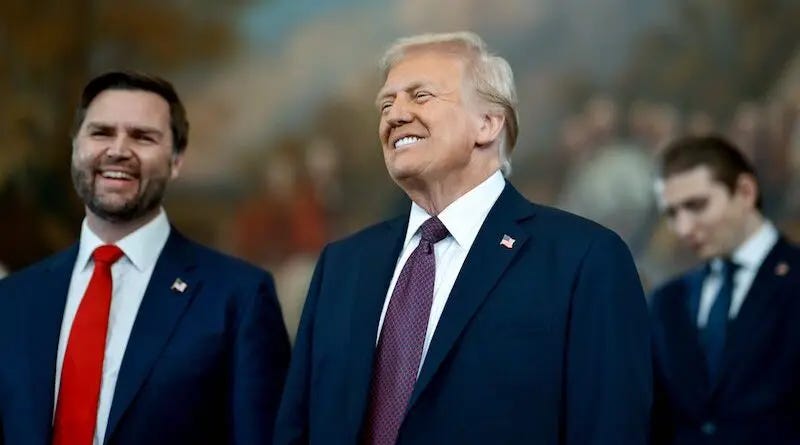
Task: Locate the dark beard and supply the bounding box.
[71,163,168,223]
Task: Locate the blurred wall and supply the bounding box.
[3,0,800,337]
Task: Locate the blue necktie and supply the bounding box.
[703,259,738,382]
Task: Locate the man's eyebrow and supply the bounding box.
[127,126,164,136]
[663,194,708,212]
[85,122,114,131]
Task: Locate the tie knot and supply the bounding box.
[92,244,124,265]
[720,258,740,277]
[419,217,449,244]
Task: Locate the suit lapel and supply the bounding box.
[713,238,790,393]
[408,184,535,409]
[345,216,407,439]
[26,245,78,442]
[104,231,199,443]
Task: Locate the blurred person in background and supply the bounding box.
[0,71,290,445]
[275,31,651,445]
[231,148,328,270]
[650,135,800,444]
[229,144,332,341]
[558,95,656,253]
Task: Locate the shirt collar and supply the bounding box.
[76,208,172,272]
[711,220,778,273]
[404,170,506,248]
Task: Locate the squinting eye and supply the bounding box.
[414,91,431,101]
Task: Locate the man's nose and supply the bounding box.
[106,135,132,158]
[386,97,413,127]
[672,211,696,239]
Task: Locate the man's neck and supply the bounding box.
[739,212,765,248]
[85,208,161,244]
[401,168,498,215]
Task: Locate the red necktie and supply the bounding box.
[53,245,124,445]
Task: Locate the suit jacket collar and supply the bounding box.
[408,182,535,409]
[712,236,793,393]
[342,181,537,438]
[26,245,79,444]
[25,229,201,444]
[665,237,796,407]
[103,228,201,443]
[344,215,408,441]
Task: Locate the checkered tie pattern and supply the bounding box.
[363,216,449,445]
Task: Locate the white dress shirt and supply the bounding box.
[697,221,778,327]
[376,170,506,373]
[54,209,171,445]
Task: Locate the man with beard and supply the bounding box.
[0,71,290,445]
[274,32,651,445]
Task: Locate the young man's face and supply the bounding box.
[71,89,183,223]
[659,165,754,260]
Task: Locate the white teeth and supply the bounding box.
[101,171,134,180]
[394,136,424,148]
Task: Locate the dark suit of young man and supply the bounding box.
[650,135,800,444]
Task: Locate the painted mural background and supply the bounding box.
[3,0,800,335]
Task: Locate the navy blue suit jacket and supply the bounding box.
[275,183,652,444]
[0,229,291,445]
[650,237,800,444]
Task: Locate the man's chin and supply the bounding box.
[387,164,418,182]
[87,199,148,223]
[694,246,718,261]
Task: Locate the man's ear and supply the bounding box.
[734,173,759,207]
[170,151,185,180]
[476,112,505,147]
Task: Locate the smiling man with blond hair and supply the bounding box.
[275,32,651,445]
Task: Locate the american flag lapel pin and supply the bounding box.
[500,234,516,249]
[171,278,188,293]
[775,262,790,276]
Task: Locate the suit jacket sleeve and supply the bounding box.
[273,246,328,445]
[228,271,291,444]
[564,229,652,445]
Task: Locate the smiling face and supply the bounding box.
[659,165,757,260]
[376,49,498,193]
[71,89,183,223]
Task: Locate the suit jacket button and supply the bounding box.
[701,421,716,435]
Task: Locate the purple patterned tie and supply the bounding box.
[363,216,449,445]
